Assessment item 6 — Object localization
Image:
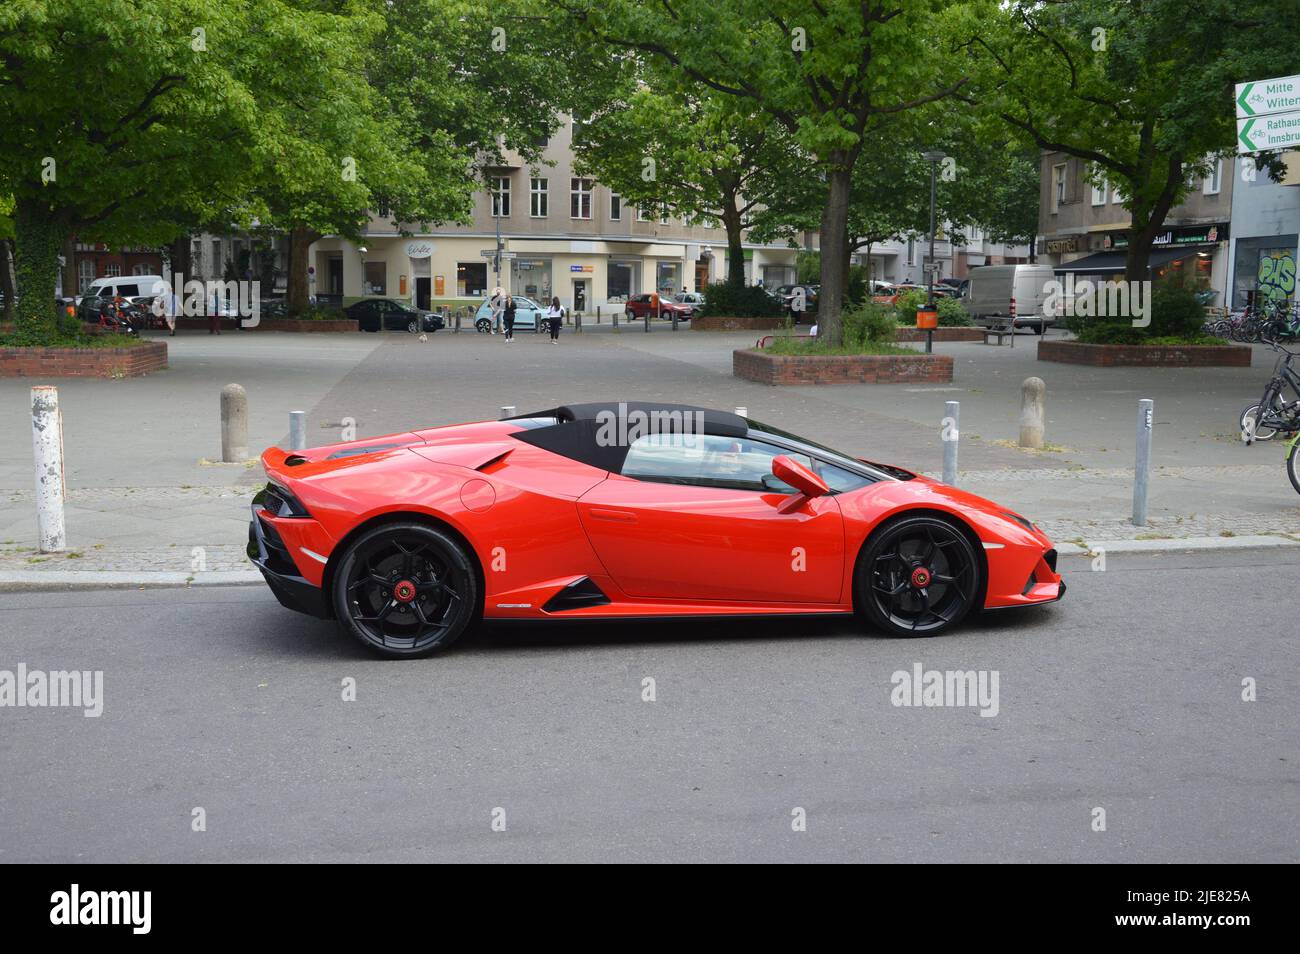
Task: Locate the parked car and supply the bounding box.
[774,283,819,318]
[473,296,545,332]
[75,294,139,335]
[249,401,1064,658]
[673,292,706,311]
[624,293,693,321]
[962,264,1058,334]
[345,297,445,333]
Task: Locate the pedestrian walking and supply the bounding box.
[546,297,565,344]
[489,287,505,335]
[503,295,517,342]
[207,289,221,335]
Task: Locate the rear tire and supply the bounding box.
[855,515,982,638]
[1240,402,1280,442]
[332,522,478,658]
[1288,440,1300,496]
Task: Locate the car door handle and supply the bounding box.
[588,508,637,523]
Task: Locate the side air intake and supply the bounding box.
[543,577,611,612]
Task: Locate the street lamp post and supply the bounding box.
[921,150,946,355]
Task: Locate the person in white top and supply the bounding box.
[545,297,565,344]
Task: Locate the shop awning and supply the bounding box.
[1054,247,1200,275]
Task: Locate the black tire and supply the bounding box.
[855,515,982,638]
[1033,322,1045,335]
[475,317,491,333]
[1288,439,1300,495]
[1241,399,1282,442]
[332,522,479,658]
[407,319,418,334]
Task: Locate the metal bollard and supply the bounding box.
[942,400,960,486]
[1019,377,1046,449]
[221,383,248,463]
[30,386,67,552]
[289,410,306,451]
[576,311,583,334]
[454,312,461,333]
[644,313,650,333]
[672,312,679,332]
[1132,398,1153,526]
[500,405,516,420]
[613,310,620,332]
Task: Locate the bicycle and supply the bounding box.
[1240,340,1300,443]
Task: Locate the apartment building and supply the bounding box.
[1036,150,1233,306]
[306,119,800,311]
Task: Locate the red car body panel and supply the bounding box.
[252,412,1063,622]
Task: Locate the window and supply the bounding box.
[363,261,386,296]
[105,264,122,277]
[1090,169,1107,206]
[77,259,94,292]
[906,237,916,267]
[530,177,548,218]
[131,263,152,276]
[1051,163,1067,212]
[571,118,585,144]
[570,178,593,219]
[622,433,814,492]
[211,240,222,277]
[637,205,651,222]
[491,176,511,217]
[457,262,488,297]
[1111,183,1124,205]
[660,209,671,225]
[1203,158,1223,195]
[607,260,639,299]
[610,193,622,221]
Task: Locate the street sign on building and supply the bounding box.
[1235,76,1300,118]
[1237,112,1300,153]
[479,249,517,260]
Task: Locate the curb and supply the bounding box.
[1055,534,1300,556]
[0,570,263,590]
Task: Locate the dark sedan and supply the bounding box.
[344,297,445,333]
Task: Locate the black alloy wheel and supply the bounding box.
[332,523,478,658]
[857,515,981,637]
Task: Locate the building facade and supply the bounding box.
[1226,153,1300,310]
[1036,150,1233,306]
[306,119,800,311]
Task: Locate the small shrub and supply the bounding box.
[841,301,898,348]
[892,288,972,327]
[699,281,783,318]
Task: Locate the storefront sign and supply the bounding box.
[1044,237,1080,254]
[434,275,444,296]
[569,265,593,273]
[404,241,435,258]
[1101,223,1228,250]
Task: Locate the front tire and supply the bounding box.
[475,317,491,333]
[332,522,479,658]
[856,515,981,637]
[1288,439,1300,496]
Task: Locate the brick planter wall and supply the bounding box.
[895,327,984,343]
[0,341,168,378]
[734,349,953,385]
[1037,340,1251,367]
[692,315,789,331]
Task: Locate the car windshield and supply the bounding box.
[744,418,905,481]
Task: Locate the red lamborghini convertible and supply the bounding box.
[248,402,1064,657]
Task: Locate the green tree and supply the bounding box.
[963,0,1300,282]
[572,67,803,289]
[559,0,975,344]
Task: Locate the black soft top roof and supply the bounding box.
[508,402,747,473]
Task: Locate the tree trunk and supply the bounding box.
[721,208,745,289]
[13,199,67,345]
[0,240,15,324]
[817,161,853,346]
[287,225,322,316]
[169,234,192,288]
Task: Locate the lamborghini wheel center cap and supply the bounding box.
[393,580,417,603]
[910,566,931,588]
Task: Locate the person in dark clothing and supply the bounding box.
[503,296,517,341]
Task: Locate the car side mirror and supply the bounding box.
[771,455,829,498]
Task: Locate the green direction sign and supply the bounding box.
[1236,76,1300,118]
[1237,112,1300,153]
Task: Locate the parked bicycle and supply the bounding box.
[1239,338,1300,495]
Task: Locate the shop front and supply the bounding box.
[1050,223,1230,306]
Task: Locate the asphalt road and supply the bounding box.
[0,548,1295,863]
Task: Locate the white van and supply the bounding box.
[961,264,1059,334]
[79,274,167,304]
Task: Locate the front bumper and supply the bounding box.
[247,505,330,618]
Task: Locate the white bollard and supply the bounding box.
[1019,377,1046,449]
[30,386,67,553]
[942,400,960,486]
[220,383,248,462]
[500,406,516,420]
[734,406,748,417]
[289,410,306,451]
[1133,398,1153,526]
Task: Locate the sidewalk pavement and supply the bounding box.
[2,328,1298,585]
